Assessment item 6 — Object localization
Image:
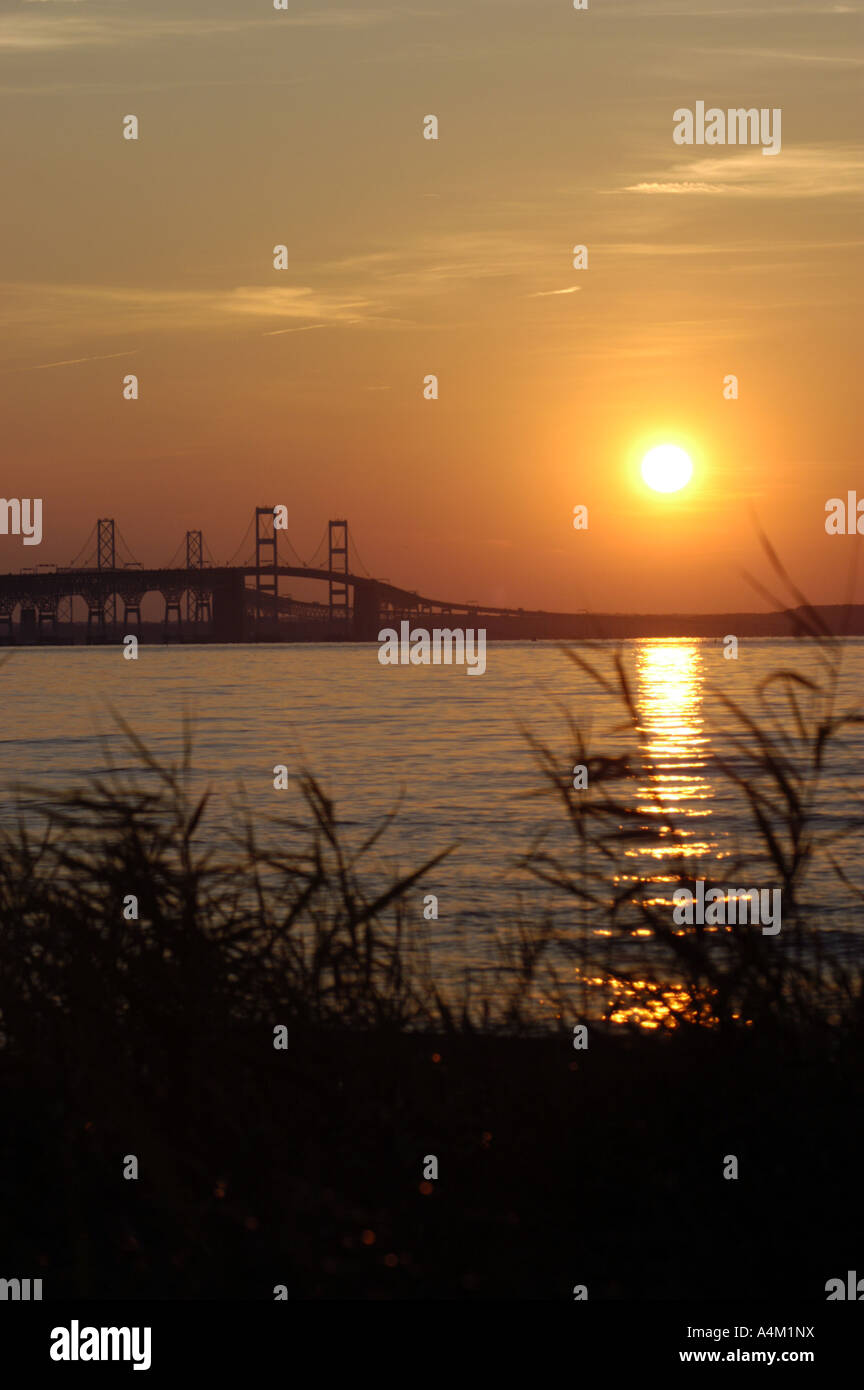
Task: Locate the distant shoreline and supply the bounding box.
[3,604,863,646]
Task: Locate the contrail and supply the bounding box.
[263,323,327,337]
[4,349,138,374]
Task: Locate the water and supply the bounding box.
[2,638,862,1006]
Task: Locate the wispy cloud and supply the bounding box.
[528,286,582,297]
[686,44,864,67]
[0,5,403,53]
[262,323,328,338]
[627,181,729,195]
[333,233,557,291]
[625,148,864,198]
[605,239,864,256]
[605,2,858,15]
[0,282,378,340]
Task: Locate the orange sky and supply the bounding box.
[0,0,861,612]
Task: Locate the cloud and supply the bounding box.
[686,45,864,67]
[604,2,858,15]
[528,286,582,297]
[625,148,864,199]
[605,239,864,255]
[627,181,730,195]
[0,5,402,52]
[0,282,379,341]
[333,233,557,291]
[262,323,328,338]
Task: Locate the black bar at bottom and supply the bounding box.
[0,1300,859,1377]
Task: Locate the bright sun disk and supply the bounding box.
[640,445,693,494]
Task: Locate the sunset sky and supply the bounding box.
[0,0,861,612]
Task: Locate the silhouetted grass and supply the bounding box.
[519,550,864,1046]
[1,578,863,1297]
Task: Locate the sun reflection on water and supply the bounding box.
[630,639,716,863]
[608,640,719,1027]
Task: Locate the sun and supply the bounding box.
[640,444,693,494]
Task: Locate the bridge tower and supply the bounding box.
[97,518,115,570]
[328,520,349,623]
[185,529,211,625]
[254,507,278,631]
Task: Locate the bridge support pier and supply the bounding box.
[212,573,247,643]
[352,581,381,641]
[163,591,183,639]
[86,605,105,641]
[20,608,37,643]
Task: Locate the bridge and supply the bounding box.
[0,508,530,644]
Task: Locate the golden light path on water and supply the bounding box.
[607,640,719,1029]
[632,639,714,861]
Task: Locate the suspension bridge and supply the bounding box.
[0,507,533,644]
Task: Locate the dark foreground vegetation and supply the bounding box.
[1,563,863,1299]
